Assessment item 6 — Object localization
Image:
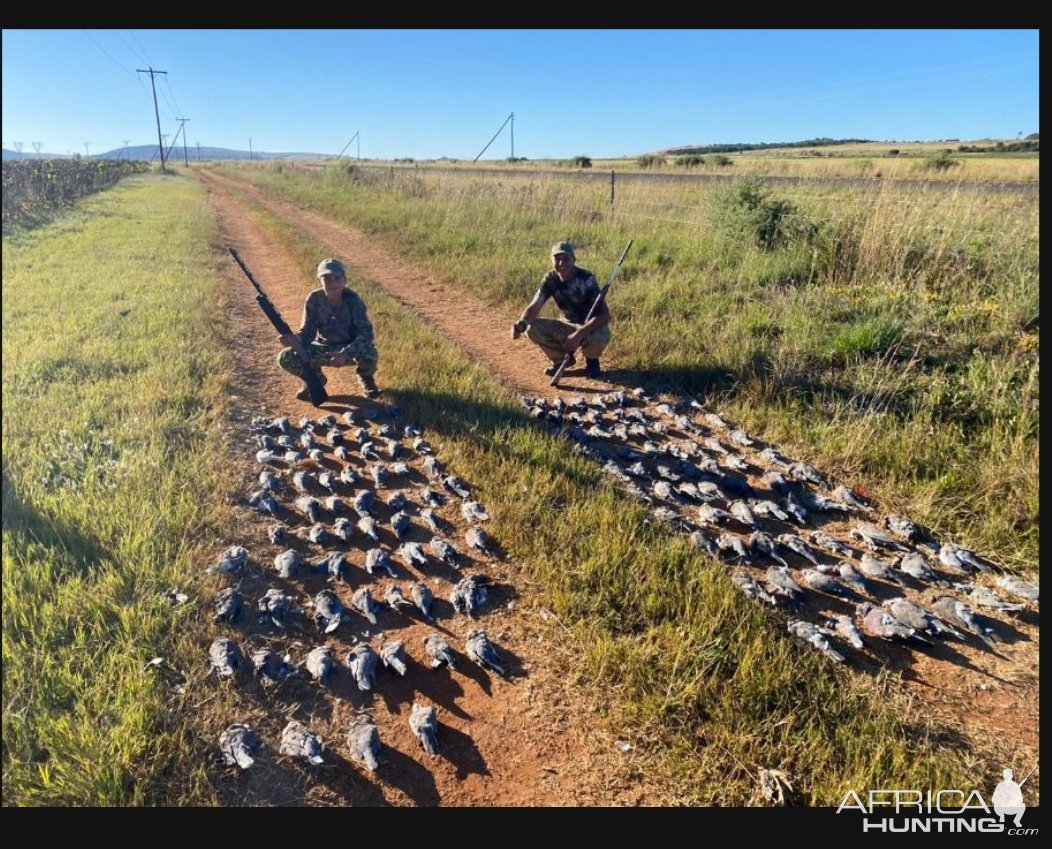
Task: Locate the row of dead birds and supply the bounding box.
[521,390,1038,665]
[208,404,511,770]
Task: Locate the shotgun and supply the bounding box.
[550,239,633,387]
[228,247,329,406]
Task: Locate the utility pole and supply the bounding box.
[357,134,360,160]
[122,140,130,160]
[137,67,168,171]
[510,112,514,160]
[336,131,358,162]
[196,142,201,162]
[175,118,190,166]
[32,142,42,155]
[84,143,91,159]
[473,112,514,163]
[248,138,253,161]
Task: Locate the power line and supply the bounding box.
[137,67,168,171]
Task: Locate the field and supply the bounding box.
[2,148,1039,809]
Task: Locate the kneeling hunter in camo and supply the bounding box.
[278,257,381,400]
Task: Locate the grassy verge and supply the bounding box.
[2,171,231,805]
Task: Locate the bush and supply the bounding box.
[713,176,818,251]
[924,150,960,172]
[636,154,666,169]
[568,155,592,168]
[675,155,705,168]
[711,154,734,167]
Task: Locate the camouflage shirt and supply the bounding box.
[296,289,374,350]
[536,267,601,325]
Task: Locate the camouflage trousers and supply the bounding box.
[526,317,611,364]
[277,339,378,382]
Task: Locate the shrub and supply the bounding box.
[568,155,592,168]
[924,150,960,172]
[711,154,734,167]
[676,155,705,168]
[637,154,666,169]
[712,176,818,251]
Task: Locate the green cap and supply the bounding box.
[316,257,346,277]
[550,241,575,257]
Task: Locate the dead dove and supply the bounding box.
[410,582,435,621]
[787,620,845,663]
[313,589,344,633]
[787,461,828,488]
[882,597,964,639]
[339,465,359,486]
[827,613,865,649]
[273,549,302,579]
[749,531,790,568]
[371,463,390,489]
[443,475,471,498]
[419,508,441,533]
[423,456,444,479]
[808,530,852,558]
[856,601,931,645]
[450,574,489,617]
[930,596,1002,647]
[357,515,380,542]
[775,533,822,566]
[324,495,346,516]
[758,768,794,806]
[429,536,461,569]
[780,493,809,526]
[386,490,409,511]
[995,573,1039,603]
[213,545,248,575]
[257,588,294,628]
[304,645,335,684]
[351,587,381,625]
[294,496,323,524]
[689,529,719,557]
[883,513,921,542]
[891,551,947,586]
[799,568,855,599]
[465,629,507,676]
[697,503,733,526]
[729,500,758,527]
[957,583,1026,613]
[751,498,789,522]
[353,490,376,517]
[390,510,412,540]
[461,499,489,521]
[280,720,324,765]
[268,523,290,545]
[397,541,429,568]
[409,702,441,756]
[306,523,331,546]
[465,526,497,557]
[218,723,259,769]
[317,471,337,493]
[716,533,752,563]
[832,484,874,514]
[938,542,992,573]
[333,516,355,544]
[345,643,380,691]
[837,561,871,597]
[423,633,457,669]
[419,487,445,507]
[764,565,805,604]
[365,547,398,578]
[379,639,408,675]
[214,587,244,623]
[858,553,905,585]
[291,470,312,493]
[250,647,295,682]
[730,571,777,606]
[851,523,909,553]
[346,714,381,772]
[209,637,241,677]
[384,584,414,612]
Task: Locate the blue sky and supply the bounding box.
[1,29,1039,160]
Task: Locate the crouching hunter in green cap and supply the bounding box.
[278,257,381,400]
[510,241,611,379]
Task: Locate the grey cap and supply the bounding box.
[550,241,575,257]
[316,257,346,277]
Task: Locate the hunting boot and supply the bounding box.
[544,354,575,376]
[584,358,602,379]
[295,371,328,401]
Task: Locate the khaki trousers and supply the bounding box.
[526,318,611,364]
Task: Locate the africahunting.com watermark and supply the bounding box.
[837,766,1038,834]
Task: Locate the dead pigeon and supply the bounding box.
[757,768,794,806]
[697,503,733,526]
[883,513,921,542]
[304,645,335,684]
[729,500,758,527]
[351,587,381,625]
[461,499,489,521]
[345,643,379,691]
[257,588,294,628]
[423,456,444,479]
[730,571,777,606]
[339,465,359,486]
[775,534,822,567]
[209,637,241,677]
[365,547,398,577]
[333,516,355,543]
[249,490,281,517]
[272,549,302,579]
[214,587,244,623]
[213,545,248,575]
[250,647,295,682]
[764,566,805,604]
[397,541,428,568]
[450,574,489,617]
[306,523,331,546]
[409,702,441,756]
[465,629,507,676]
[313,588,344,633]
[799,568,855,599]
[429,536,461,569]
[353,490,376,517]
[218,723,259,769]
[419,508,441,533]
[837,561,871,597]
[938,542,992,574]
[930,596,1002,647]
[379,639,408,675]
[832,485,874,514]
[957,583,1026,613]
[390,510,412,540]
[749,531,790,568]
[357,515,380,542]
[858,553,905,586]
[385,490,409,511]
[268,523,290,545]
[291,470,312,493]
[294,496,322,524]
[851,523,909,553]
[827,613,865,649]
[324,495,346,516]
[856,601,931,645]
[787,461,828,488]
[465,526,497,557]
[787,620,844,663]
[423,633,456,669]
[410,582,435,620]
[280,720,324,765]
[346,714,381,772]
[384,584,413,612]
[808,530,852,558]
[751,498,789,522]
[716,533,752,563]
[442,475,471,498]
[995,574,1039,603]
[882,597,964,639]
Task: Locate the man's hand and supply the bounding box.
[327,352,351,367]
[563,330,583,353]
[511,319,527,340]
[279,333,295,348]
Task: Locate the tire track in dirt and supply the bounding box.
[195,167,1038,805]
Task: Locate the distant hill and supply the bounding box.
[2,145,330,163]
